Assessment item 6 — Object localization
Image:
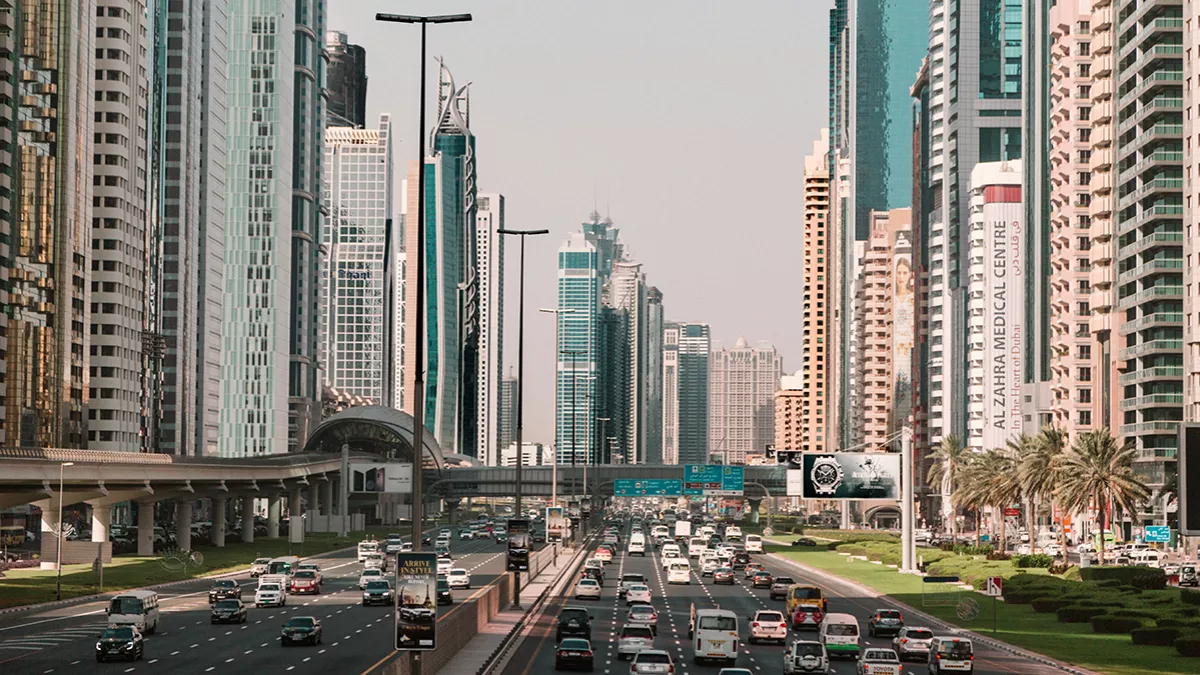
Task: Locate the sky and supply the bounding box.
[331,0,830,444]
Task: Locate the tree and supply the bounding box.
[1055,428,1149,562]
[926,435,968,538]
[957,447,1021,550]
[1017,426,1066,550]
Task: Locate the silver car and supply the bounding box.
[892,626,934,661]
[617,624,655,660]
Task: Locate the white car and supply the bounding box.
[1042,543,1064,557]
[437,557,453,575]
[858,648,902,675]
[575,578,602,600]
[660,551,682,570]
[1014,543,1032,555]
[439,529,452,539]
[384,539,403,554]
[400,542,414,552]
[630,649,675,674]
[892,626,935,661]
[625,584,652,605]
[700,557,720,576]
[617,624,655,660]
[447,568,471,589]
[250,557,271,578]
[255,582,286,607]
[358,569,384,589]
[725,526,742,541]
[749,609,788,644]
[364,553,387,572]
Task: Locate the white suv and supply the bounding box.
[255,582,286,607]
[749,609,788,644]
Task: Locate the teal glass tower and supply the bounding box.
[556,231,600,465]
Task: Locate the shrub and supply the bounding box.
[1013,554,1054,569]
[1157,617,1200,630]
[1090,614,1148,633]
[1112,609,1162,620]
[939,542,955,552]
[1081,566,1167,587]
[1175,635,1200,657]
[1057,605,1108,623]
[1062,566,1082,581]
[1048,562,1071,575]
[1132,571,1168,590]
[1182,588,1200,606]
[1003,592,1044,605]
[1132,626,1184,646]
[1093,579,1125,589]
[1175,606,1200,618]
[987,551,1012,561]
[1030,597,1073,613]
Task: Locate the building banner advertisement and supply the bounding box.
[792,453,902,500]
[507,519,531,571]
[349,463,413,494]
[394,553,437,651]
[892,230,914,432]
[981,204,1025,450]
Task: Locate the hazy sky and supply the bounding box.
[332,0,830,444]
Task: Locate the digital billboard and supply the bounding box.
[786,453,902,500]
[394,553,437,651]
[350,463,413,494]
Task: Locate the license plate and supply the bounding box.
[567,652,582,656]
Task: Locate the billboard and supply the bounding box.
[892,227,914,433]
[786,453,902,499]
[350,463,413,494]
[976,182,1024,450]
[1182,425,1200,536]
[614,479,683,496]
[545,507,567,542]
[776,450,804,467]
[394,553,437,651]
[506,519,531,571]
[684,465,744,496]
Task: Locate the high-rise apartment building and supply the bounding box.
[607,262,647,463]
[499,371,517,455]
[644,287,664,465]
[220,0,325,457]
[1187,2,1200,430]
[2,2,95,448]
[89,1,150,452]
[662,322,711,465]
[321,115,394,404]
[556,232,600,465]
[709,339,783,465]
[325,30,366,128]
[802,129,832,452]
[844,241,868,449]
[475,193,505,462]
[150,0,228,456]
[774,371,805,451]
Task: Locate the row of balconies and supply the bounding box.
[1117,148,1182,182]
[1117,284,1183,310]
[1116,257,1182,285]
[1119,393,1184,410]
[1119,421,1179,436]
[1119,311,1184,335]
[1120,338,1184,360]
[1120,366,1184,385]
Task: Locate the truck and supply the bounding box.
[546,506,568,543]
[674,520,693,542]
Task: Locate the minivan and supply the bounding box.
[745,534,763,553]
[818,612,860,659]
[628,533,646,556]
[928,636,974,673]
[106,590,160,634]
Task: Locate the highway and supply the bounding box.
[503,527,1071,675]
[0,533,510,674]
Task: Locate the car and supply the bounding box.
[297,562,322,583]
[364,553,388,573]
[581,566,604,585]
[210,599,247,624]
[751,570,774,588]
[436,578,454,605]
[437,557,454,575]
[280,616,322,646]
[436,544,452,560]
[700,557,721,576]
[439,529,452,539]
[358,568,385,589]
[447,568,471,589]
[575,578,602,599]
[255,582,286,607]
[459,528,475,540]
[856,648,902,675]
[421,535,432,546]
[743,562,766,579]
[594,546,614,563]
[790,603,824,631]
[619,573,648,598]
[250,557,271,577]
[791,538,818,547]
[495,532,508,543]
[361,580,394,606]
[749,609,788,644]
[725,526,743,541]
[892,626,935,661]
[95,625,144,662]
[554,637,594,671]
[556,607,593,642]
[625,584,652,605]
[617,624,655,660]
[626,604,659,634]
[783,639,828,674]
[1014,543,1033,555]
[1181,564,1199,587]
[770,576,796,600]
[928,637,974,673]
[732,552,751,569]
[399,606,435,623]
[713,567,735,584]
[385,538,403,554]
[289,570,321,595]
[1042,543,1064,557]
[532,531,547,543]
[866,609,904,637]
[717,670,753,675]
[630,649,675,674]
[208,578,241,603]
[659,552,683,570]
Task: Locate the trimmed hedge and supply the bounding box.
[1030,597,1073,613]
[1132,571,1169,590]
[1182,588,1200,606]
[1131,626,1184,646]
[1090,614,1148,634]
[1176,635,1200,658]
[1156,617,1200,630]
[1057,605,1108,623]
[1013,553,1054,569]
[1080,566,1167,586]
[1002,592,1043,605]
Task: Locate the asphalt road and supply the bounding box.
[503,530,1071,675]
[0,534,510,675]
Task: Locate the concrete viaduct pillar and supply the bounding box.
[91,504,111,544]
[211,498,227,547]
[289,489,304,544]
[137,501,155,556]
[267,494,281,539]
[747,499,762,525]
[321,480,333,518]
[241,496,256,543]
[175,500,193,551]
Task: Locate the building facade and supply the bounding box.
[708,338,783,465]
[499,371,517,455]
[1187,1,1200,431]
[325,30,366,128]
[774,371,805,451]
[662,322,710,465]
[475,193,505,462]
[556,232,599,465]
[803,129,832,452]
[321,115,394,404]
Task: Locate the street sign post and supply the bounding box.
[613,479,683,497]
[683,465,744,496]
[985,576,1003,634]
[1144,525,1171,543]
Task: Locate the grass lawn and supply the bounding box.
[773,547,1193,675]
[0,531,371,610]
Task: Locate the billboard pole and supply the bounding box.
[901,426,915,573]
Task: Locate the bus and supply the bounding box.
[357,540,379,562]
[267,556,300,576]
[690,607,739,665]
[106,590,160,633]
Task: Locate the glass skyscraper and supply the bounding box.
[556,231,600,466]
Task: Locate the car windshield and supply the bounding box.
[865,650,897,661]
[215,600,241,609]
[622,626,654,639]
[698,616,737,631]
[560,609,588,622]
[629,585,648,592]
[630,606,655,616]
[634,652,671,663]
[939,641,972,658]
[559,639,590,650]
[286,617,316,628]
[294,571,316,579]
[362,570,381,577]
[109,597,144,615]
[101,627,134,640]
[792,587,822,600]
[214,580,236,588]
[774,577,795,585]
[579,579,598,586]
[878,610,901,619]
[254,558,271,565]
[622,574,646,583]
[757,611,784,622]
[260,584,280,592]
[366,581,390,590]
[827,623,858,636]
[792,643,823,657]
[907,629,934,640]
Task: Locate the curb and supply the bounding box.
[765,548,1103,675]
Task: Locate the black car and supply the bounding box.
[791,538,818,547]
[556,607,593,642]
[210,599,247,624]
[867,609,905,637]
[96,626,144,662]
[280,616,322,646]
[732,552,751,570]
[581,567,603,585]
[437,579,454,605]
[422,535,432,546]
[208,578,241,603]
[361,580,394,606]
[555,638,594,671]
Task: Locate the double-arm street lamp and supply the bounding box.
[539,308,577,507]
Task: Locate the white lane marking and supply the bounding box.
[148,659,158,664]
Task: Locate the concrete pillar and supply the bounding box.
[211,498,227,547]
[91,504,112,543]
[308,483,319,517]
[747,499,762,525]
[137,502,155,556]
[289,489,304,544]
[320,480,333,517]
[241,496,255,543]
[39,499,62,570]
[267,495,281,539]
[175,500,193,551]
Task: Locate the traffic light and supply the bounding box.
[1182,424,1200,536]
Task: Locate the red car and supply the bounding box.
[289,570,321,595]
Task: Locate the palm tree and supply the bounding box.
[957,448,1021,550]
[1008,433,1039,538]
[1055,428,1149,562]
[1017,426,1066,549]
[926,435,968,539]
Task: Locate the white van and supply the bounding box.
[691,608,739,665]
[725,526,742,541]
[818,612,861,659]
[1130,549,1164,568]
[928,636,974,673]
[106,590,160,634]
[688,537,709,559]
[668,560,692,584]
[745,534,763,553]
[628,533,647,556]
[357,540,379,562]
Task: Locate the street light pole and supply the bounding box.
[539,308,577,509]
[497,227,549,611]
[375,13,471,673]
[56,462,74,601]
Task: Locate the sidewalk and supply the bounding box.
[438,544,579,675]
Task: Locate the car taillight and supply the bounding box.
[901,638,908,643]
[796,612,807,622]
[558,650,568,657]
[751,622,759,628]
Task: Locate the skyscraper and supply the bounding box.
[499,371,518,455]
[607,262,647,463]
[774,371,804,451]
[321,115,394,404]
[662,322,711,465]
[644,287,664,464]
[709,339,782,465]
[802,129,832,453]
[475,193,505,462]
[325,31,367,128]
[150,0,229,456]
[220,0,325,457]
[2,2,95,448]
[556,232,600,465]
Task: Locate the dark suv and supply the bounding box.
[732,552,751,570]
[867,609,905,637]
[556,607,593,642]
[208,579,241,604]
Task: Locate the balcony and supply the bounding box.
[1119,393,1184,410]
[1116,257,1183,284]
[1119,311,1183,335]
[1121,339,1184,360]
[1120,421,1180,436]
[1120,43,1184,86]
[1119,366,1184,385]
[1117,68,1183,106]
[1118,150,1183,182]
[1118,0,1183,34]
[1120,231,1183,258]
